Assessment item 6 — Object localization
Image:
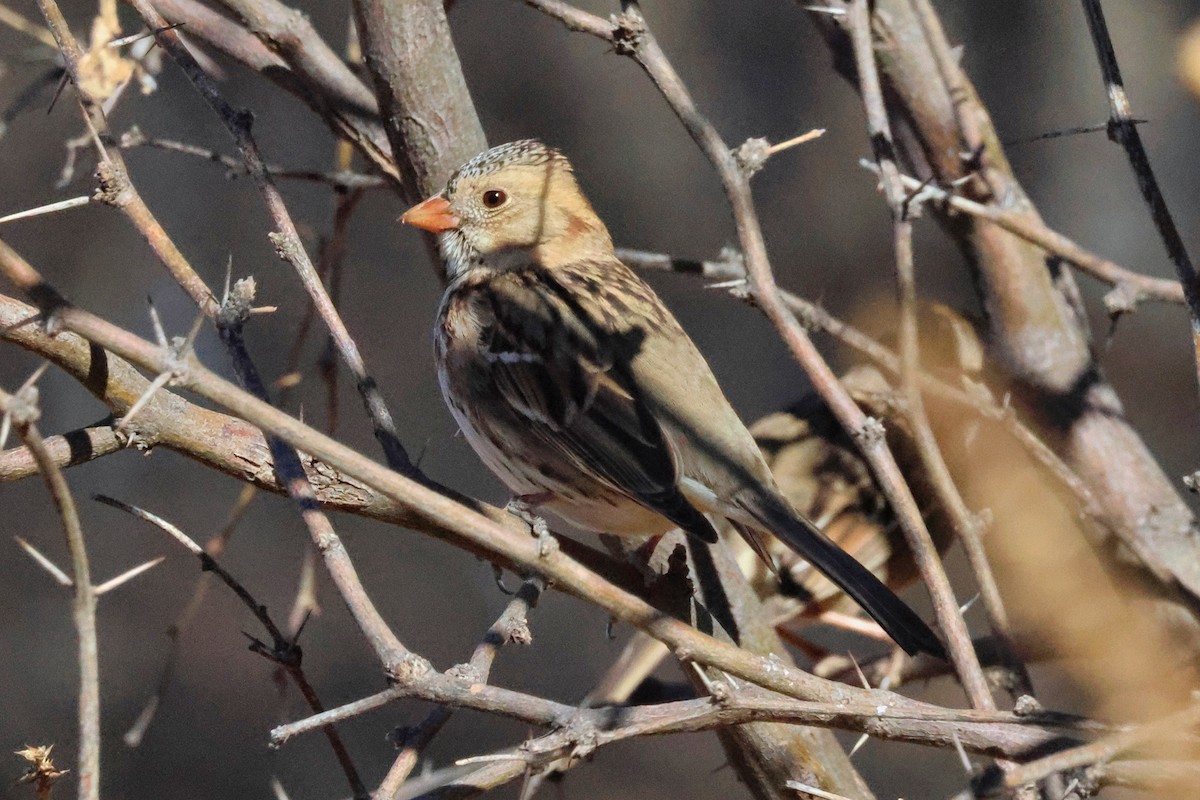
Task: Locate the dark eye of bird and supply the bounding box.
[482,189,507,209]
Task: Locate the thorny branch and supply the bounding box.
[126,0,414,475]
[373,578,544,799]
[1,378,100,800]
[858,162,1185,316]
[92,494,368,799]
[0,239,1091,770]
[1079,0,1200,389]
[845,0,995,710]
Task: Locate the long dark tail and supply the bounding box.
[741,492,946,659]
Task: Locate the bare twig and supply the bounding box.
[117,127,386,190]
[148,0,400,185]
[126,0,414,474]
[1080,0,1200,388]
[124,485,257,747]
[0,378,99,800]
[847,0,993,709]
[0,424,125,481]
[284,680,1079,762]
[375,579,543,798]
[206,0,400,185]
[93,494,369,800]
[34,0,219,315]
[858,161,1184,315]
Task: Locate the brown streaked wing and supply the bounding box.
[472,265,719,542]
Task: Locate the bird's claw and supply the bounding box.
[505,495,557,557]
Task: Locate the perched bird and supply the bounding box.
[401,139,944,657]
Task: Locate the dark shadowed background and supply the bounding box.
[3,1,1200,797]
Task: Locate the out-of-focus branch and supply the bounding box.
[803,0,1200,626]
[149,0,401,185]
[0,380,100,800]
[986,700,1200,794]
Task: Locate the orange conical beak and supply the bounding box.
[400,194,460,233]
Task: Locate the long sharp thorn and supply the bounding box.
[14,536,73,587]
[0,195,91,224]
[95,556,166,595]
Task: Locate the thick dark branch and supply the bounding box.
[1079,0,1200,388]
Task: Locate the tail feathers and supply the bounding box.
[743,494,946,659]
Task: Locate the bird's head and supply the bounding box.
[401,140,613,280]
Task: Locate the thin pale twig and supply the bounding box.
[767,128,825,155]
[116,370,172,432]
[0,380,100,800]
[848,0,997,709]
[117,128,385,190]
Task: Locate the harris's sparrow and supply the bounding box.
[402,140,944,658]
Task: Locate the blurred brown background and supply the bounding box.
[3,1,1200,797]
